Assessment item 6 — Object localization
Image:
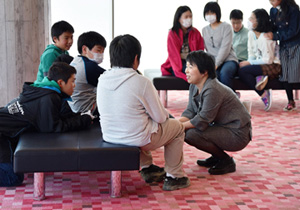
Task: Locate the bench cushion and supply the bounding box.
[14,123,140,173]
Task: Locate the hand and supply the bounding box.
[81,110,96,120]
[239,61,250,68]
[264,32,273,40]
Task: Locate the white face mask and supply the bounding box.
[181,18,192,28]
[87,49,104,64]
[247,20,253,31]
[205,15,217,24]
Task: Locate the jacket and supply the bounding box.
[161,27,204,81]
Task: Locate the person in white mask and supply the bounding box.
[161,6,204,82]
[202,2,239,93]
[68,31,106,116]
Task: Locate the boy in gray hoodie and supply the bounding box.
[97,34,190,191]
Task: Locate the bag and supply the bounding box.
[260,63,281,80]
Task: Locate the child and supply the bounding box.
[68,31,106,114]
[179,50,251,175]
[0,62,93,187]
[97,34,190,191]
[35,21,74,82]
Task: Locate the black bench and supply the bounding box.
[14,122,140,200]
[153,76,300,107]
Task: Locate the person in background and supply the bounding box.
[265,0,300,111]
[179,50,251,175]
[239,9,281,112]
[230,9,249,62]
[97,34,190,191]
[36,21,74,82]
[68,31,106,115]
[202,2,239,91]
[161,5,204,82]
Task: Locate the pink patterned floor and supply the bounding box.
[1,90,300,210]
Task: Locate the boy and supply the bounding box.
[97,34,190,191]
[36,21,74,82]
[0,62,93,187]
[230,9,248,62]
[68,31,106,114]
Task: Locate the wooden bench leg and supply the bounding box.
[110,171,121,198]
[34,172,45,200]
[295,90,299,100]
[159,90,168,107]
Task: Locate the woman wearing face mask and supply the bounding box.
[68,31,106,116]
[265,0,300,111]
[238,9,281,112]
[202,2,238,91]
[161,6,204,81]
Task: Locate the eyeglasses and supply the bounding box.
[211,36,215,48]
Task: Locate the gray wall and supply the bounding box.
[0,0,50,106]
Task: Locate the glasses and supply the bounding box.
[211,36,215,48]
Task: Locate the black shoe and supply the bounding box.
[208,157,236,175]
[139,164,166,183]
[162,176,190,191]
[197,156,219,168]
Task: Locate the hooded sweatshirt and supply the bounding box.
[97,67,169,147]
[36,44,69,82]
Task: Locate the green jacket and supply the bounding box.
[35,44,68,82]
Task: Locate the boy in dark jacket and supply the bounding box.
[0,62,93,187]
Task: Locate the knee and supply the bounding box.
[184,129,198,146]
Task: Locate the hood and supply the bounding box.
[31,77,61,92]
[98,67,137,91]
[44,44,66,54]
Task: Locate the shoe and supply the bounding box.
[208,157,236,175]
[197,156,219,168]
[283,101,297,111]
[261,89,272,111]
[139,164,166,183]
[162,176,190,191]
[255,75,268,90]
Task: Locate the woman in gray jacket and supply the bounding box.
[179,50,252,175]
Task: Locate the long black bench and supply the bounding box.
[153,76,300,107]
[14,122,140,200]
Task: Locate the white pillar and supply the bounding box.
[0,0,51,106]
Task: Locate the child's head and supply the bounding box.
[249,9,272,33]
[204,2,221,24]
[48,62,76,96]
[172,6,193,34]
[185,51,216,84]
[109,34,141,69]
[51,21,74,51]
[230,9,244,33]
[77,31,107,64]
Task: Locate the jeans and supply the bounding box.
[238,65,264,96]
[216,61,238,90]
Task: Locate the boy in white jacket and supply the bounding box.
[97,34,190,191]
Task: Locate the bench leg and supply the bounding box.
[159,90,168,107]
[110,171,121,198]
[295,90,299,100]
[34,172,45,200]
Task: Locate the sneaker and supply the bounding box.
[255,75,268,90]
[208,157,236,175]
[162,176,190,191]
[283,101,297,111]
[261,89,272,111]
[197,156,219,168]
[139,164,166,183]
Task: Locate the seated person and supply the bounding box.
[230,9,249,62]
[161,6,204,82]
[239,9,281,111]
[97,34,190,191]
[68,31,106,114]
[0,62,93,187]
[179,50,252,175]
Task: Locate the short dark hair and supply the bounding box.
[252,9,272,33]
[230,9,243,20]
[172,6,192,36]
[48,62,76,83]
[77,31,107,54]
[51,21,74,43]
[109,34,142,68]
[203,2,221,22]
[186,50,216,79]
